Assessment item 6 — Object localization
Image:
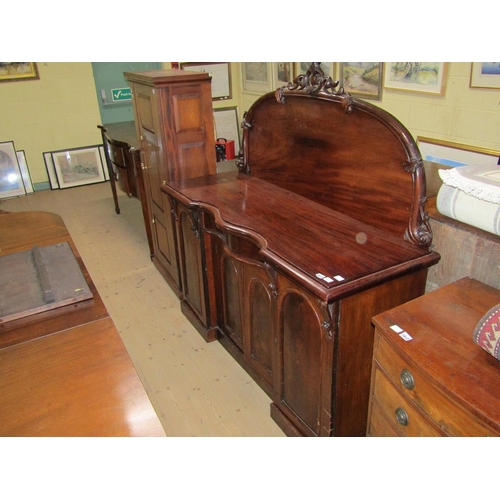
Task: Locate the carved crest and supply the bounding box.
[275,62,353,114]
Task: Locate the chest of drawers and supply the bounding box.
[368,277,500,437]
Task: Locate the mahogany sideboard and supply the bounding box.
[0,211,165,437]
[369,277,500,436]
[160,64,441,436]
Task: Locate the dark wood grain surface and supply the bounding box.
[164,171,439,300]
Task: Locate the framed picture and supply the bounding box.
[295,63,335,79]
[0,63,39,83]
[51,145,106,189]
[241,63,272,94]
[272,63,293,87]
[417,136,500,168]
[213,107,240,150]
[16,150,34,193]
[98,146,109,181]
[180,62,232,100]
[0,141,26,199]
[339,62,383,100]
[470,62,500,89]
[43,151,59,189]
[384,63,448,95]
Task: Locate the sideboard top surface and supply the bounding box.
[164,171,438,300]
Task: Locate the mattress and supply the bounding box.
[437,164,500,236]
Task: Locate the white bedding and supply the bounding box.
[437,164,500,236]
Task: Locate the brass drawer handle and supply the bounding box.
[400,369,415,390]
[395,407,409,426]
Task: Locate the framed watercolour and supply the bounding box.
[16,150,34,193]
[339,62,383,100]
[213,107,240,150]
[384,63,448,95]
[0,141,26,199]
[241,63,272,94]
[272,63,293,87]
[470,62,500,89]
[51,145,106,189]
[0,63,39,83]
[417,136,500,168]
[180,62,232,100]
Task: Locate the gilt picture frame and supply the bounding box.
[0,141,26,199]
[417,136,500,167]
[0,63,39,83]
[384,63,448,95]
[272,63,293,87]
[242,63,272,94]
[180,62,232,100]
[470,62,500,89]
[339,62,383,100]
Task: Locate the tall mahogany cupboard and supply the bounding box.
[125,70,217,296]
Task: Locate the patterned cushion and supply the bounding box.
[473,304,500,361]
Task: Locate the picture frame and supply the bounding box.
[339,62,383,100]
[384,63,448,95]
[213,107,241,150]
[470,62,500,89]
[0,63,39,83]
[180,62,232,100]
[50,145,106,189]
[295,63,335,79]
[417,136,500,168]
[241,63,272,94]
[98,146,109,181]
[43,151,59,189]
[0,141,26,199]
[272,63,293,87]
[16,150,34,193]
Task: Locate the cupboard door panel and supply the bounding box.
[178,142,212,180]
[222,255,243,349]
[134,88,164,208]
[248,277,273,374]
[171,89,205,133]
[280,290,323,435]
[168,84,216,181]
[179,209,206,323]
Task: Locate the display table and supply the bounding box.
[0,211,165,436]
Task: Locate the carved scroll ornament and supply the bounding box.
[275,62,353,114]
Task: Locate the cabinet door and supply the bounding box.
[131,82,166,209]
[213,235,275,392]
[152,194,181,294]
[175,203,208,331]
[273,273,336,437]
[165,82,217,181]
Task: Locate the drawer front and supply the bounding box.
[367,403,399,437]
[371,366,443,437]
[375,333,498,436]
